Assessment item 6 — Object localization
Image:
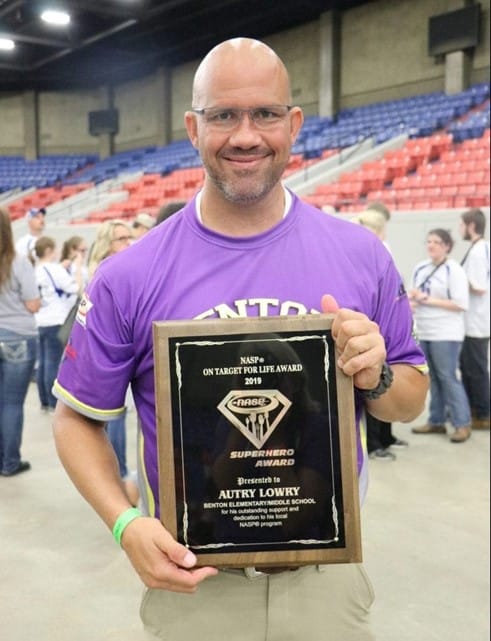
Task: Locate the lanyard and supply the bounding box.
[460,238,482,266]
[417,260,446,291]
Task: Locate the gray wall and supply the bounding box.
[0,0,489,156]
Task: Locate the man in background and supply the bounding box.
[459,208,490,430]
[15,207,46,262]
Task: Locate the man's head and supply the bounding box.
[460,208,486,241]
[156,201,186,225]
[132,213,155,240]
[356,209,387,241]
[34,235,56,261]
[26,207,46,236]
[366,201,391,222]
[185,38,303,207]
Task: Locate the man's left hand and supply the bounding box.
[321,294,386,391]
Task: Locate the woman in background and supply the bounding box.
[0,208,40,476]
[60,235,89,303]
[409,228,472,443]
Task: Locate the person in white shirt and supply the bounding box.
[409,228,472,443]
[459,208,490,430]
[15,208,46,263]
[34,236,81,411]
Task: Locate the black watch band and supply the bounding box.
[355,362,394,400]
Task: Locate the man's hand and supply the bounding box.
[121,516,218,593]
[321,294,386,391]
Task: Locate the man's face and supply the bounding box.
[28,213,45,235]
[186,63,303,206]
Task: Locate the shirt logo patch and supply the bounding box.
[75,292,93,329]
[396,282,407,300]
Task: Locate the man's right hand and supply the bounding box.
[121,516,218,593]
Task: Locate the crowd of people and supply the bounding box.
[0,36,488,641]
[349,204,490,459]
[407,208,490,443]
[0,200,185,481]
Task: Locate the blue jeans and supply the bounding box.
[0,329,37,474]
[420,340,471,429]
[460,336,490,420]
[106,412,128,478]
[37,325,64,409]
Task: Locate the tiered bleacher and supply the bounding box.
[0,154,96,193]
[1,81,489,223]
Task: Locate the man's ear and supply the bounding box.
[184,111,199,149]
[289,106,304,145]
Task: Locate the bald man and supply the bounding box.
[53,38,427,641]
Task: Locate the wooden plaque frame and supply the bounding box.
[153,315,362,568]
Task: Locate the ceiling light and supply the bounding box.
[0,37,15,50]
[41,9,71,26]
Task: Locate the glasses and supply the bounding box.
[112,235,132,244]
[192,105,292,131]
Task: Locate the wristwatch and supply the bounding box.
[355,362,394,400]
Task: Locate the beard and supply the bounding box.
[202,156,286,205]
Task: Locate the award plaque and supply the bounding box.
[153,315,361,568]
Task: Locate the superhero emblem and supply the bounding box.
[217,390,292,449]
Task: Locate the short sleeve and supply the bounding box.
[53,271,135,421]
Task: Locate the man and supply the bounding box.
[52,38,428,641]
[15,207,46,261]
[132,212,156,240]
[459,208,490,430]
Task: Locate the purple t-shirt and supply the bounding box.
[54,193,425,514]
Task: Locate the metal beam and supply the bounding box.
[29,19,137,70]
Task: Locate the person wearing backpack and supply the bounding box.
[34,236,81,412]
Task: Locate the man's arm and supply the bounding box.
[53,402,217,592]
[365,364,428,423]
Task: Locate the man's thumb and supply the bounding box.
[321,294,340,313]
[163,533,197,568]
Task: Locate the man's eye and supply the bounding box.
[254,109,278,121]
[211,110,236,121]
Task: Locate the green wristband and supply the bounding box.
[112,507,142,546]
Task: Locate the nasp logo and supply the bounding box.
[217,390,291,449]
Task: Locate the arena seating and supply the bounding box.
[305,95,490,212]
[5,183,94,221]
[0,154,96,193]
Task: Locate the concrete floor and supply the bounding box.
[1,382,489,641]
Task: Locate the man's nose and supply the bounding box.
[228,112,263,145]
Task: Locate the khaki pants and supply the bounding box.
[141,563,375,641]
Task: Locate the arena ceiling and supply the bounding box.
[0,0,372,91]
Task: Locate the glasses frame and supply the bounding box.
[192,105,292,130]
